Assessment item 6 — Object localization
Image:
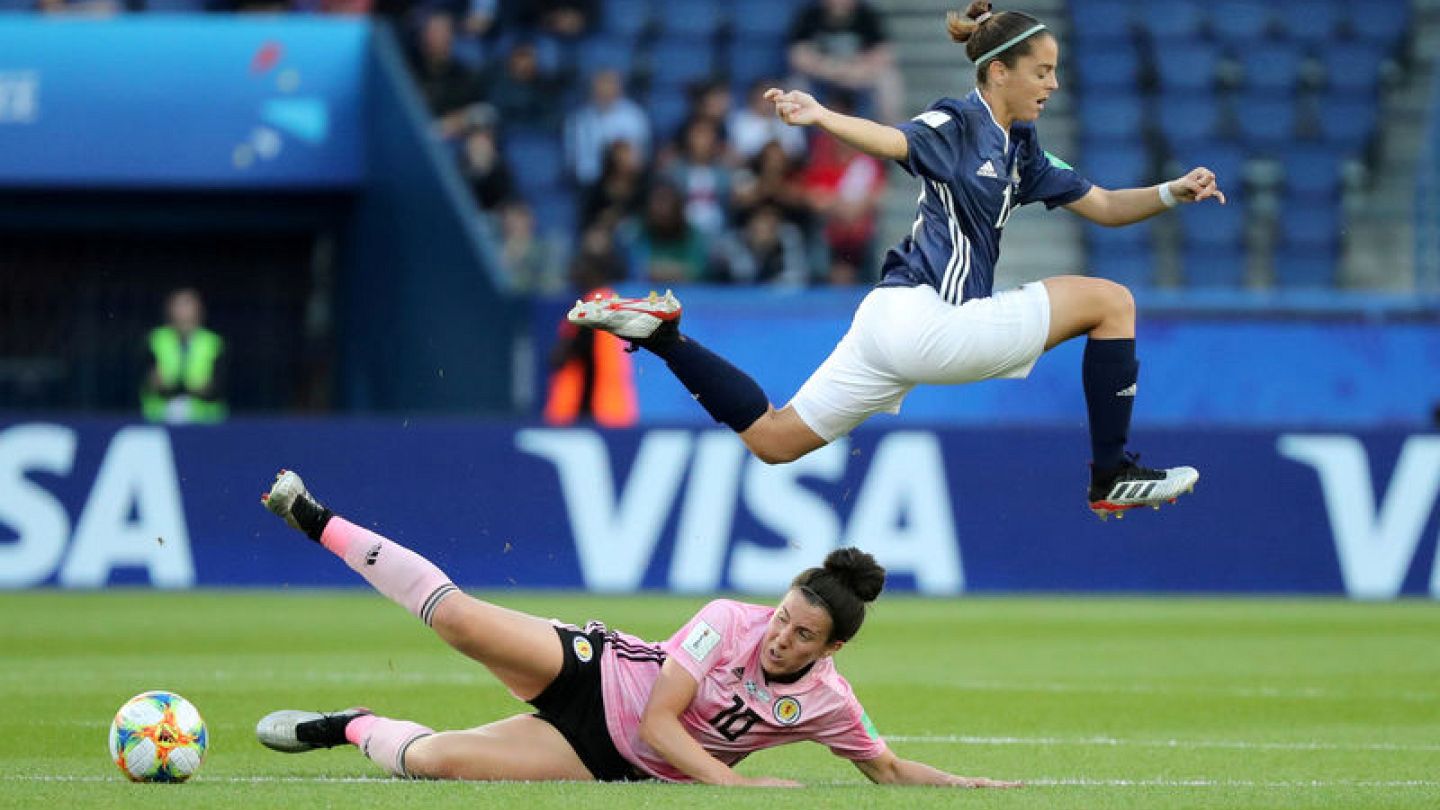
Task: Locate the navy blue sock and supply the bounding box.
[641,331,770,433]
[1082,338,1138,472]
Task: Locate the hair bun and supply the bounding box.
[823,547,886,603]
[946,2,994,43]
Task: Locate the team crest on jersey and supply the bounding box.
[572,636,594,662]
[772,696,802,726]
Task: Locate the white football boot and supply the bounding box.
[566,290,682,340]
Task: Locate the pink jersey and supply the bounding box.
[598,599,888,782]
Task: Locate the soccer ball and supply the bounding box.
[108,691,208,783]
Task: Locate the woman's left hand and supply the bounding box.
[1170,167,1227,205]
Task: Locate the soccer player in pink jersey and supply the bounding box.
[254,470,1017,788]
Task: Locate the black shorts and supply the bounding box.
[528,625,649,782]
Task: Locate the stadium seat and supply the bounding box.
[725,37,788,91]
[1174,143,1245,190]
[1076,42,1142,91]
[1086,220,1151,250]
[1273,251,1336,287]
[1277,0,1340,44]
[1209,0,1271,43]
[531,195,578,240]
[654,0,723,38]
[647,85,691,141]
[1069,0,1135,42]
[576,36,637,80]
[1078,93,1144,140]
[1157,92,1222,148]
[1279,202,1341,253]
[648,36,716,89]
[1081,140,1149,188]
[1316,94,1378,153]
[1281,145,1344,199]
[733,0,794,39]
[1089,246,1158,289]
[1321,42,1385,95]
[1235,92,1298,152]
[1180,197,1246,249]
[504,132,566,197]
[1238,44,1302,93]
[451,36,488,72]
[601,0,652,39]
[1153,41,1219,91]
[1182,246,1247,288]
[1142,0,1205,40]
[144,0,209,10]
[1351,0,1410,46]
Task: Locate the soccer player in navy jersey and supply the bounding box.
[569,2,1226,520]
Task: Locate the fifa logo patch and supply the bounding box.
[772,696,802,726]
[572,636,594,663]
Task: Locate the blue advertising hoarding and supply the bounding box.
[2,419,1438,598]
[0,18,366,187]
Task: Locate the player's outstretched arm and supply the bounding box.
[854,750,1022,788]
[639,660,802,787]
[1066,166,1227,227]
[765,87,908,162]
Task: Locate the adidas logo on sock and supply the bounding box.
[1115,383,1137,397]
[365,543,382,566]
[976,159,998,178]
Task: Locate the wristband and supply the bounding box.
[1158,182,1178,208]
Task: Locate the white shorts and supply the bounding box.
[788,282,1052,442]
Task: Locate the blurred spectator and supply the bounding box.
[581,139,648,230]
[141,288,228,425]
[497,201,565,292]
[411,11,486,138]
[457,108,516,211]
[731,140,809,226]
[714,205,810,286]
[631,182,708,283]
[565,68,651,186]
[664,118,733,239]
[803,111,886,285]
[543,241,637,427]
[729,80,809,161]
[512,0,594,38]
[485,40,567,133]
[788,0,904,123]
[690,81,735,138]
[462,0,498,37]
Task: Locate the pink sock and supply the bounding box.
[319,518,458,626]
[346,715,433,778]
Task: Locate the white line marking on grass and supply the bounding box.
[889,734,1440,753]
[1025,778,1440,788]
[5,775,1439,788]
[940,679,1440,703]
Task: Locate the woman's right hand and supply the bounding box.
[764,88,826,127]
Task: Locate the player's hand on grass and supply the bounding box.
[1169,167,1227,205]
[765,88,825,127]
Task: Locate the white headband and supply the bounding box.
[976,22,1048,66]
[974,10,993,24]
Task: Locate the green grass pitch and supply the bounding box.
[3,591,1438,809]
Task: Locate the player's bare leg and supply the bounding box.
[738,405,827,465]
[1043,276,1199,519]
[261,470,564,698]
[402,715,595,781]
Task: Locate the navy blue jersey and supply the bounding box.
[879,90,1093,304]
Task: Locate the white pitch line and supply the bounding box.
[3,775,1438,788]
[933,679,1440,703]
[888,734,1440,753]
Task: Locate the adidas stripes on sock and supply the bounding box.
[319,518,458,626]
